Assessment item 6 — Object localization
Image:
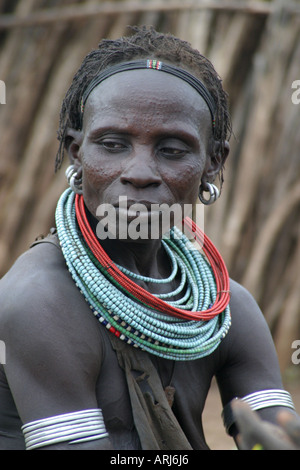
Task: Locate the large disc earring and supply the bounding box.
[65,165,83,194]
[199,182,219,205]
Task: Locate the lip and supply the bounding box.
[112,200,162,210]
[114,206,160,222]
[112,200,169,226]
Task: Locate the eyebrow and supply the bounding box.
[88,126,130,139]
[87,123,203,145]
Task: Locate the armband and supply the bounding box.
[21,408,109,450]
[222,389,295,435]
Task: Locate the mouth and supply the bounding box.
[96,198,187,240]
[112,198,163,219]
[114,206,159,223]
[113,199,160,210]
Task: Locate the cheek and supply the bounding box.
[81,147,119,190]
[166,160,203,201]
[80,152,121,216]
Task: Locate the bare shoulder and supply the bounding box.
[222,278,280,365]
[0,239,70,326]
[0,239,105,426]
[0,237,65,290]
[229,278,260,308]
[0,238,102,368]
[228,278,267,324]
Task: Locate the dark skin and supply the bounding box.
[0,70,291,450]
[69,70,218,283]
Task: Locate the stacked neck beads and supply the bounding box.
[55,189,231,361]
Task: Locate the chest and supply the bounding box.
[94,328,215,449]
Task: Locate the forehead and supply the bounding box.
[83,69,212,137]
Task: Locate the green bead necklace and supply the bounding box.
[55,189,231,361]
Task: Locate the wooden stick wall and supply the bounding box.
[0,0,299,374]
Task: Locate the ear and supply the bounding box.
[201,140,230,184]
[65,128,84,170]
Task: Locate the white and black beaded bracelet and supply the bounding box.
[21,409,109,450]
[222,389,295,435]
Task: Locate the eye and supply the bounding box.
[158,139,190,158]
[98,138,128,153]
[160,147,186,156]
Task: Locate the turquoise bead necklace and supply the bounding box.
[55,189,231,361]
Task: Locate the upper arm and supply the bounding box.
[215,280,292,433]
[216,279,284,403]
[0,245,112,449]
[3,304,98,424]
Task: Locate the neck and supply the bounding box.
[86,207,172,280]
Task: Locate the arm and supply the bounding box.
[216,279,296,440]
[232,400,300,450]
[0,244,114,450]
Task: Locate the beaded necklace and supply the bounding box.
[55,189,231,361]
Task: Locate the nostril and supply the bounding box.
[120,167,162,188]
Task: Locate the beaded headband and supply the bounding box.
[80,59,216,131]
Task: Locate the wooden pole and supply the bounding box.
[0,1,300,30]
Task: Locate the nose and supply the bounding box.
[120,148,162,188]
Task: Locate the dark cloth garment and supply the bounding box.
[108,334,192,450]
[95,321,213,450]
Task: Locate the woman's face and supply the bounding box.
[69,69,217,238]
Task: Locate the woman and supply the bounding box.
[0,26,296,450]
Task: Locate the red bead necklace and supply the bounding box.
[75,194,231,322]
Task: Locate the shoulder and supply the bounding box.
[229,278,261,311]
[0,240,106,427]
[0,238,67,326]
[223,278,278,354]
[0,238,103,362]
[228,278,269,332]
[0,235,65,289]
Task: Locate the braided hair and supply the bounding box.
[56,26,231,185]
